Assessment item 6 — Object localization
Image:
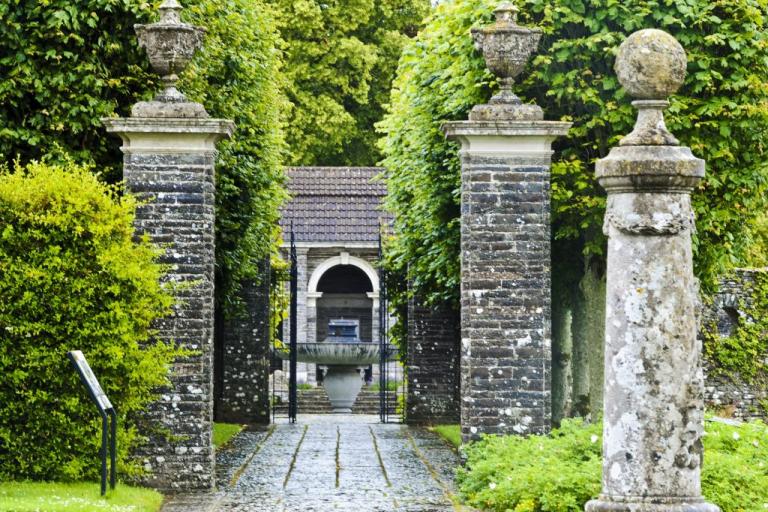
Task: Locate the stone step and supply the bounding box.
[272,387,399,415]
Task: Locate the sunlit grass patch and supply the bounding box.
[429,424,461,449]
[0,481,163,512]
[213,422,245,449]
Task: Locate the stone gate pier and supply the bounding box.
[586,29,719,512]
[104,0,233,490]
[444,4,570,440]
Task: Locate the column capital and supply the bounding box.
[442,120,570,157]
[102,117,235,154]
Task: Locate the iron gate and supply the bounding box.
[378,232,404,423]
[271,225,298,423]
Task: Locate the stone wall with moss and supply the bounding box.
[702,268,768,420]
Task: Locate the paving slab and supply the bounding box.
[161,414,467,512]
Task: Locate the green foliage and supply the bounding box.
[212,422,244,448]
[0,161,181,481]
[0,481,163,512]
[429,424,462,449]
[0,0,155,178]
[457,420,602,511]
[0,0,286,318]
[267,0,431,166]
[380,0,768,348]
[457,419,768,512]
[704,272,768,389]
[179,0,288,314]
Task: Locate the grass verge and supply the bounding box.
[430,424,461,449]
[0,481,163,512]
[213,422,245,449]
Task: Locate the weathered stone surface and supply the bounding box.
[469,3,543,121]
[614,29,686,101]
[216,270,271,424]
[103,118,233,491]
[586,29,719,512]
[444,119,569,441]
[133,0,208,117]
[162,415,463,512]
[702,269,768,420]
[406,294,461,425]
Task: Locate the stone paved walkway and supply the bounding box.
[162,415,467,512]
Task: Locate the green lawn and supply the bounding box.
[0,481,163,512]
[213,422,245,448]
[429,424,461,449]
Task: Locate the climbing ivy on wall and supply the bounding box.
[704,272,768,389]
[380,0,768,350]
[0,0,286,318]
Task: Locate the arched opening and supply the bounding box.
[316,264,374,343]
[716,307,740,337]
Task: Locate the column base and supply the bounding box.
[586,497,720,512]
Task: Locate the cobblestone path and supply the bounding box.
[162,415,466,512]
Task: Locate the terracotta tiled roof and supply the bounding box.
[280,167,390,243]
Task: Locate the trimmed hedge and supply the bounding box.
[0,161,183,481]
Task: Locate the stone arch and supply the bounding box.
[308,252,379,295]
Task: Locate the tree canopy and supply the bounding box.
[267,0,431,166]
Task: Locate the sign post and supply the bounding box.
[67,350,117,496]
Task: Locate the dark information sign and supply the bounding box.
[68,350,113,411]
[67,350,117,495]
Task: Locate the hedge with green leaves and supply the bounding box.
[0,161,183,481]
[458,418,768,512]
[379,0,768,349]
[0,0,286,317]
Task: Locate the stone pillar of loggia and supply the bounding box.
[585,29,719,512]
[103,0,234,491]
[443,3,570,441]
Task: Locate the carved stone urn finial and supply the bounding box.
[469,2,543,120]
[132,0,208,118]
[614,29,687,146]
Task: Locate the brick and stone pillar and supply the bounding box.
[585,29,719,512]
[103,0,234,490]
[444,4,570,440]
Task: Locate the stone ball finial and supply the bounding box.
[615,29,687,100]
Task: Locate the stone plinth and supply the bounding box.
[444,120,569,440]
[104,117,233,490]
[585,29,719,512]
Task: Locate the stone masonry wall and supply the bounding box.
[215,264,271,424]
[125,152,216,490]
[460,156,552,439]
[702,269,767,420]
[406,295,461,424]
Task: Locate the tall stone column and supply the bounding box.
[444,4,570,440]
[586,30,719,512]
[103,0,234,491]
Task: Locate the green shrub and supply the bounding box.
[0,161,183,481]
[457,419,768,512]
